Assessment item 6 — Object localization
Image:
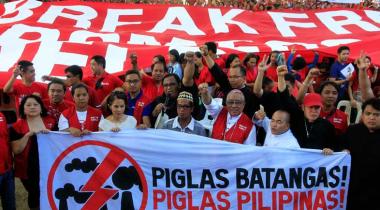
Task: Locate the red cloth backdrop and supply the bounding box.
[0,0,380,87]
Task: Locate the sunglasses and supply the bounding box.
[95,78,104,90]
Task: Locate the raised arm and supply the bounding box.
[358,53,374,100]
[277,65,288,93]
[253,54,269,97]
[200,45,231,93]
[3,65,21,93]
[296,68,319,104]
[182,51,195,87]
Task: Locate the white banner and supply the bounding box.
[38,131,351,210]
[320,0,361,4]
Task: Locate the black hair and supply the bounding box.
[267,51,280,65]
[284,73,295,85]
[151,61,168,73]
[195,51,203,58]
[48,78,66,93]
[317,81,339,94]
[19,95,47,119]
[153,54,166,64]
[91,55,106,68]
[71,83,88,97]
[337,46,350,54]
[18,60,33,72]
[317,62,329,70]
[362,98,380,112]
[179,53,186,64]
[169,49,180,62]
[243,53,260,66]
[162,73,181,85]
[205,42,217,54]
[125,70,141,80]
[107,91,128,114]
[262,76,273,88]
[65,65,83,80]
[292,57,306,71]
[226,54,240,69]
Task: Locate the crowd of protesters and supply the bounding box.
[0,41,379,209]
[1,0,378,10]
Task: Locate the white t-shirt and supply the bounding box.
[99,115,137,131]
[58,111,104,131]
[256,117,300,149]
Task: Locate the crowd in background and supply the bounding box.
[0,0,379,10]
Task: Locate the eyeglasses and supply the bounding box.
[226,100,244,105]
[177,104,192,109]
[126,79,140,84]
[163,82,177,87]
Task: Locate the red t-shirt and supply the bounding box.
[11,81,48,111]
[266,65,278,82]
[141,74,164,102]
[350,69,373,92]
[194,65,215,86]
[320,109,348,136]
[64,84,100,108]
[43,99,74,122]
[83,72,124,103]
[246,67,258,84]
[0,113,12,174]
[215,57,226,69]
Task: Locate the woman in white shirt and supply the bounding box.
[99,91,137,131]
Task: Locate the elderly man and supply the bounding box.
[200,45,259,118]
[163,91,207,136]
[200,84,256,144]
[254,109,299,148]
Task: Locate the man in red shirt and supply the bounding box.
[141,61,165,102]
[318,81,348,136]
[3,60,48,110]
[205,42,225,69]
[64,65,100,108]
[43,79,74,122]
[0,112,15,210]
[82,55,124,105]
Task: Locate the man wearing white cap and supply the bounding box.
[199,84,256,145]
[163,91,207,136]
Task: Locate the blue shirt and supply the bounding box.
[330,61,349,98]
[126,91,152,117]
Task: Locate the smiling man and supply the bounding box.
[43,79,74,122]
[200,85,256,145]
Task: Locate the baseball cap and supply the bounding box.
[303,93,323,107]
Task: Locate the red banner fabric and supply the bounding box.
[1,0,380,87]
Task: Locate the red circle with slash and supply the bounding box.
[47,140,148,210]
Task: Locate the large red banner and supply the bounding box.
[1,0,380,87]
